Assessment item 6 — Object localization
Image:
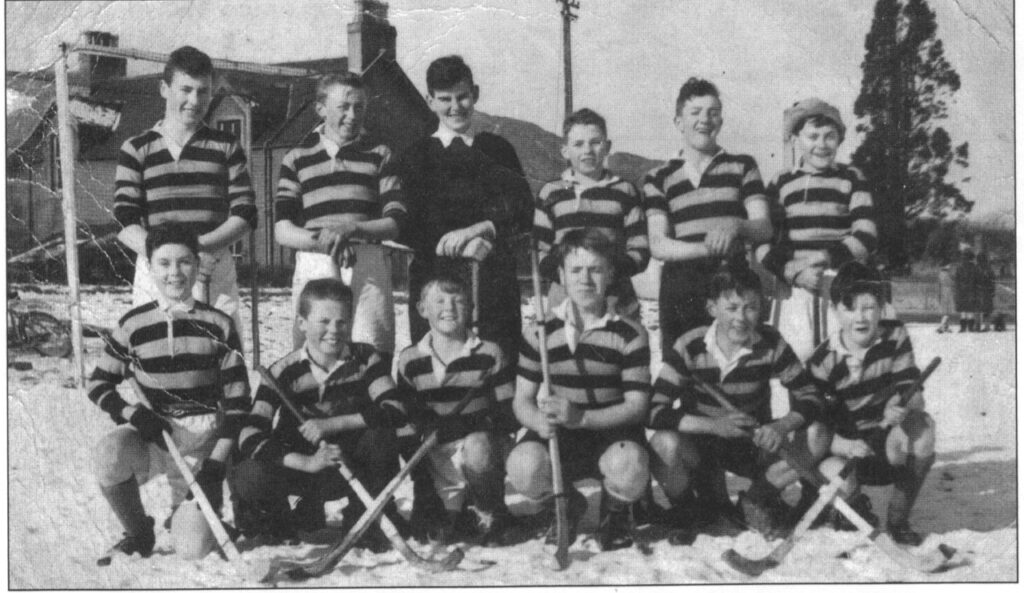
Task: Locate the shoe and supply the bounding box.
[596,493,633,552]
[97,516,156,566]
[464,505,526,547]
[234,498,298,544]
[887,521,924,546]
[408,494,448,544]
[737,489,789,539]
[830,492,879,532]
[292,496,326,532]
[544,488,587,546]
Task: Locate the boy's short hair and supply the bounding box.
[419,272,470,303]
[297,278,353,318]
[562,108,608,139]
[163,46,213,83]
[675,77,719,115]
[145,223,199,260]
[556,227,620,270]
[783,98,846,141]
[829,261,884,307]
[706,265,762,301]
[426,55,474,94]
[316,72,364,103]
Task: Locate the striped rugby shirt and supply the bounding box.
[762,164,877,281]
[87,299,250,434]
[113,124,257,233]
[642,150,766,245]
[518,300,650,417]
[239,343,406,465]
[648,323,822,430]
[533,169,649,280]
[396,333,516,442]
[275,128,406,232]
[806,319,920,436]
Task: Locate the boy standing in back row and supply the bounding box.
[643,78,772,354]
[114,46,256,347]
[274,72,406,356]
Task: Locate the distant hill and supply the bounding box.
[473,111,661,194]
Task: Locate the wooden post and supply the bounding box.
[558,0,579,119]
[54,43,86,386]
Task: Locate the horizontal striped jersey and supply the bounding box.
[763,164,877,280]
[642,151,766,244]
[519,301,650,416]
[87,300,249,429]
[114,124,257,234]
[275,130,406,232]
[648,323,822,430]
[534,169,650,279]
[396,333,516,441]
[239,343,406,465]
[806,319,920,435]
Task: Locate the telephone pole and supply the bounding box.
[557,0,579,119]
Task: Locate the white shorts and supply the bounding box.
[110,413,221,508]
[292,244,395,353]
[132,247,245,356]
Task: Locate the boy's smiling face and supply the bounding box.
[149,243,198,303]
[561,123,610,180]
[317,83,366,144]
[795,119,841,171]
[417,283,471,339]
[707,289,761,348]
[675,94,722,154]
[160,70,212,130]
[428,79,478,135]
[836,292,882,350]
[298,298,352,360]
[559,247,613,313]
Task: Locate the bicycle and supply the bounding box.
[7,290,73,358]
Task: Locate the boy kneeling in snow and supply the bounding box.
[808,262,936,545]
[230,278,408,550]
[88,223,250,563]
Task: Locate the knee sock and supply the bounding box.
[887,453,935,527]
[464,467,508,514]
[100,477,150,536]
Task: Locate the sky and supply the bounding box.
[4,0,1015,217]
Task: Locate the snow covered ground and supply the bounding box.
[7,287,1018,587]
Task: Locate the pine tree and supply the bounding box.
[852,0,972,271]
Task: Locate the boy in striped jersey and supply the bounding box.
[646,266,826,538]
[507,229,651,552]
[534,108,649,320]
[230,279,407,547]
[87,223,250,562]
[275,72,406,354]
[759,98,878,361]
[396,273,519,545]
[114,47,256,347]
[807,262,936,545]
[643,78,772,353]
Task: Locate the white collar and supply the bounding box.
[433,124,476,148]
[830,328,882,363]
[560,167,620,189]
[300,342,353,386]
[677,147,725,187]
[417,331,482,383]
[314,123,362,157]
[703,319,754,378]
[552,299,617,353]
[156,295,196,315]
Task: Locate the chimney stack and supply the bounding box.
[347,0,397,74]
[73,31,127,95]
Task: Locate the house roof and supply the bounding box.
[6,71,56,158]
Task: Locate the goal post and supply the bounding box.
[54,42,320,385]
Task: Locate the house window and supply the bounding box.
[50,135,62,191]
[217,119,242,140]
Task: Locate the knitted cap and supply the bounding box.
[783,98,845,140]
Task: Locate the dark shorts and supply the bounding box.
[517,425,648,483]
[851,427,898,486]
[693,434,778,480]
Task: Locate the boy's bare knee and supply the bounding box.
[649,430,699,469]
[905,411,936,456]
[818,456,858,495]
[462,431,504,475]
[94,427,147,487]
[505,443,550,500]
[600,441,650,501]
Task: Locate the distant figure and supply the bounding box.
[936,263,954,333]
[954,249,978,332]
[975,251,995,331]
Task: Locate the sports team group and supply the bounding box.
[85,45,938,564]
